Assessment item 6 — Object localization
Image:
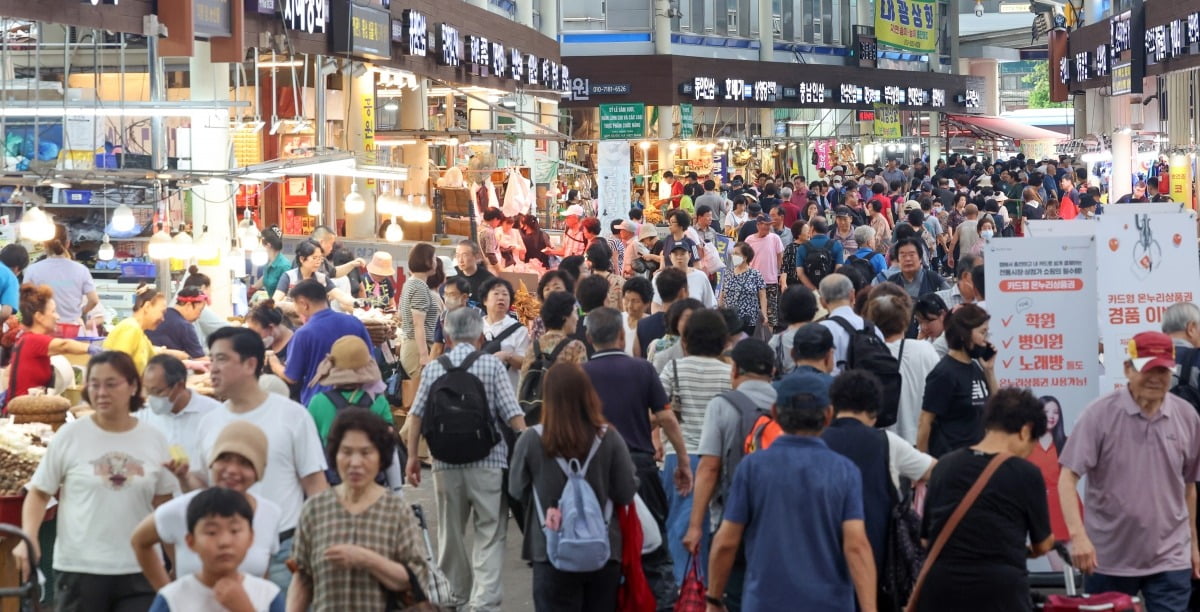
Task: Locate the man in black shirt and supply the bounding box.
[636,267,688,357]
[453,239,494,303]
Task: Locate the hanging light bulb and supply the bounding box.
[228,246,246,275]
[376,191,396,215]
[172,225,194,260]
[383,100,399,112]
[250,244,269,266]
[97,234,115,261]
[307,195,322,216]
[399,194,416,221]
[237,210,258,248]
[111,204,137,233]
[412,195,434,223]
[194,226,220,260]
[19,206,56,242]
[148,224,175,260]
[385,218,404,242]
[344,183,366,214]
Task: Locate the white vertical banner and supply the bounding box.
[597,140,632,236]
[1096,207,1200,379]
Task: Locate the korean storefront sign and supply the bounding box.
[194,0,232,37]
[362,93,375,188]
[1108,1,1144,95]
[1097,207,1199,379]
[283,0,325,34]
[873,104,901,138]
[679,104,694,139]
[599,103,645,140]
[876,0,938,53]
[986,236,1099,432]
[1170,154,1193,208]
[330,0,390,61]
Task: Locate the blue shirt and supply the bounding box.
[0,265,17,312]
[793,234,845,266]
[285,308,373,405]
[724,435,864,610]
[849,247,887,276]
[145,307,205,358]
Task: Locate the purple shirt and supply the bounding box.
[1059,388,1200,575]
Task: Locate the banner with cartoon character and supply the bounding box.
[1097,207,1200,382]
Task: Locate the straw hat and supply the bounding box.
[310,336,384,390]
[638,223,659,242]
[367,251,394,277]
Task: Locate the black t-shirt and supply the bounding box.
[636,312,666,357]
[581,350,668,455]
[917,449,1052,612]
[455,266,495,302]
[922,357,989,458]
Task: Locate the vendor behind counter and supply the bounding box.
[4,284,96,409]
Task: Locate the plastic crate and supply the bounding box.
[119,261,156,278]
[63,190,92,204]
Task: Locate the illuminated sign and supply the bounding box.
[1112,61,1132,95]
[796,82,825,104]
[1075,51,1091,82]
[401,9,427,57]
[438,24,460,67]
[857,109,876,121]
[525,54,539,85]
[330,0,390,60]
[194,0,231,37]
[282,0,325,34]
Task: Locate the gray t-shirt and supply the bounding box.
[696,380,777,530]
[23,257,95,323]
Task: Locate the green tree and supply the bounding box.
[1024,62,1070,109]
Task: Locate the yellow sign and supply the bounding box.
[876,0,938,52]
[874,104,902,139]
[362,93,376,188]
[1170,153,1193,209]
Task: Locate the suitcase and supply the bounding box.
[1037,544,1143,611]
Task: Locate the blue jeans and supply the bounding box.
[268,536,295,593]
[662,453,709,586]
[1086,569,1191,612]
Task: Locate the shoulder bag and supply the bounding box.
[904,452,1011,612]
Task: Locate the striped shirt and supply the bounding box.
[410,343,523,471]
[400,277,440,342]
[659,356,732,454]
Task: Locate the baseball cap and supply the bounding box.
[619,219,638,233]
[755,214,771,223]
[1127,331,1177,372]
[903,200,922,212]
[669,242,690,253]
[773,372,831,409]
[560,204,585,217]
[834,206,852,218]
[730,339,775,377]
[790,322,834,361]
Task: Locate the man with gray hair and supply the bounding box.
[1163,302,1200,404]
[935,254,982,309]
[405,307,526,612]
[846,225,887,278]
[818,274,883,375]
[583,306,691,608]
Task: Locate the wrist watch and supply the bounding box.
[705,594,724,607]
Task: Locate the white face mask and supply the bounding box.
[981,229,995,240]
[261,334,275,348]
[147,394,175,415]
[732,254,745,266]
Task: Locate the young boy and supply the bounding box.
[150,488,285,612]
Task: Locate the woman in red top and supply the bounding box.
[1026,395,1078,570]
[6,284,93,408]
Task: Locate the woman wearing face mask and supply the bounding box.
[5,284,96,409]
[970,217,996,257]
[249,300,298,400]
[274,240,355,311]
[916,304,997,458]
[718,242,768,338]
[130,421,282,589]
[103,284,177,374]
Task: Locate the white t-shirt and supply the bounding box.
[156,573,282,612]
[195,394,327,531]
[155,490,282,580]
[885,338,941,445]
[652,268,716,308]
[885,430,935,490]
[483,315,530,392]
[621,312,640,355]
[30,417,178,574]
[136,391,222,473]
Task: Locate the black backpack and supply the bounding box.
[321,390,393,486]
[1171,348,1200,413]
[843,254,877,289]
[421,352,501,464]
[517,338,570,425]
[827,316,903,428]
[803,239,836,285]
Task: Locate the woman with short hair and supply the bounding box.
[917,304,997,457]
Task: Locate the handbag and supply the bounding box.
[904,453,1011,612]
[616,503,656,612]
[633,493,662,554]
[669,359,684,423]
[674,554,707,612]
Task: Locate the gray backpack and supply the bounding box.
[532,425,612,572]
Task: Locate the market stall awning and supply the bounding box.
[944,114,1069,143]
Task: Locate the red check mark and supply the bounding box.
[1002,358,1014,368]
[1001,315,1014,327]
[1002,338,1014,349]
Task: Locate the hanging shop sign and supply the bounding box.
[1170,154,1193,209]
[680,103,695,139]
[1111,61,1132,95]
[563,79,632,101]
[362,93,376,188]
[330,0,389,60]
[194,0,232,37]
[282,0,326,34]
[399,9,427,57]
[680,77,778,103]
[1049,29,1069,102]
[1108,1,1144,94]
[1145,13,1199,65]
[438,24,461,66]
[599,103,645,140]
[876,0,938,52]
[873,104,902,138]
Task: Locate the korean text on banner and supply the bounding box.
[873,104,901,138]
[876,0,938,52]
[599,103,646,141]
[597,141,632,235]
[1097,207,1200,380]
[1169,153,1193,209]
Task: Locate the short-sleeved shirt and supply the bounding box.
[410,343,524,471]
[696,380,777,528]
[284,308,374,406]
[145,307,205,358]
[659,356,732,454]
[721,268,765,326]
[274,269,336,297]
[155,490,282,580]
[23,257,95,322]
[635,313,667,357]
[29,417,178,574]
[483,315,531,392]
[196,394,328,531]
[6,331,53,403]
[820,305,885,375]
[400,277,440,343]
[792,235,847,274]
[922,357,989,458]
[134,391,222,471]
[660,234,700,268]
[261,253,292,300]
[454,267,495,303]
[103,317,155,374]
[306,389,395,444]
[583,349,670,455]
[291,489,430,610]
[151,574,284,612]
[744,232,784,285]
[724,435,863,611]
[1058,388,1200,575]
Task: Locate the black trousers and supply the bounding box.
[56,571,155,612]
[631,450,678,612]
[532,560,621,612]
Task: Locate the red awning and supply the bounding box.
[944,114,1068,143]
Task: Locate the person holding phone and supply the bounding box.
[917,304,997,458]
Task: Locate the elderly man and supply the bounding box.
[1059,331,1200,611]
[1164,302,1200,407]
[830,207,859,252]
[846,226,887,277]
[882,237,947,299]
[818,274,882,375]
[935,254,981,309]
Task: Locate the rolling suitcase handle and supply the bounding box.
[1053,542,1079,597]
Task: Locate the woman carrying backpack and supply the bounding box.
[509,363,638,612]
[519,292,589,423]
[305,335,395,444]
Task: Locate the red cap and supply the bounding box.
[1127,331,1177,372]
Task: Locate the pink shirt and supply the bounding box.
[744,232,784,286]
[1059,388,1200,575]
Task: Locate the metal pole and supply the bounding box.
[147,27,170,295]
[315,55,329,222]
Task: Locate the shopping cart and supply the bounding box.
[0,524,40,612]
